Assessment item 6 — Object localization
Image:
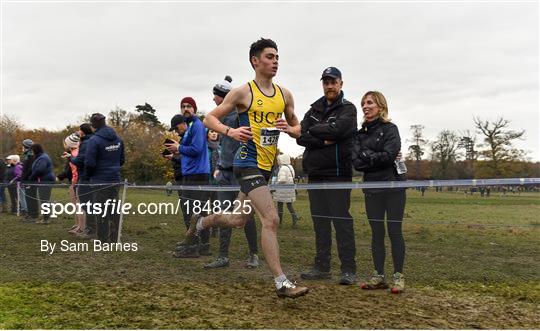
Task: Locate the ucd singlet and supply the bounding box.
[233,80,286,171]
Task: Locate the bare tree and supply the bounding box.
[474,117,526,176]
[0,115,23,156]
[108,106,136,133]
[431,130,460,179]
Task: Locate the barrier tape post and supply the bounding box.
[16,182,20,217]
[116,179,129,243]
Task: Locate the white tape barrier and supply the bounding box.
[14,177,540,191]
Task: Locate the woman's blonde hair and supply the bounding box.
[361,91,391,123]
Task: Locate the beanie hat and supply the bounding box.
[7,155,20,163]
[213,75,233,98]
[90,113,106,129]
[180,97,197,112]
[64,132,81,149]
[22,139,33,149]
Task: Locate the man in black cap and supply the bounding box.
[297,66,358,285]
[165,114,186,185]
[166,110,211,258]
[85,113,125,243]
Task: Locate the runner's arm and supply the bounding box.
[203,86,253,143]
[275,87,300,138]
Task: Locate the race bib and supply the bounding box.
[260,127,280,147]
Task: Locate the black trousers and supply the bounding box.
[7,184,18,213]
[25,184,39,218]
[307,176,356,274]
[216,169,257,258]
[277,202,299,223]
[92,184,120,243]
[364,190,406,274]
[34,184,52,220]
[181,174,210,245]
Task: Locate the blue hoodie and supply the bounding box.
[29,153,56,182]
[179,117,209,175]
[85,126,125,183]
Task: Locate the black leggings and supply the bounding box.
[364,190,406,274]
[277,202,299,222]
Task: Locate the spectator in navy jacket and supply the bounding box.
[165,97,211,258]
[29,143,55,224]
[85,113,125,243]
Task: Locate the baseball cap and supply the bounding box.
[169,114,186,131]
[321,66,342,80]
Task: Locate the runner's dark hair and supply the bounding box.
[249,38,278,69]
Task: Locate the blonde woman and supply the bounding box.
[352,91,406,293]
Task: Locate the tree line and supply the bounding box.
[1,107,538,183]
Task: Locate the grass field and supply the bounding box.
[1,187,539,329]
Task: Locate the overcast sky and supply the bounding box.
[2,1,539,160]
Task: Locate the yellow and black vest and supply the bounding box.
[233,80,286,171]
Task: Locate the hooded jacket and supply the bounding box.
[179,116,209,176]
[297,91,357,178]
[272,154,296,203]
[13,163,23,182]
[351,118,404,193]
[85,126,125,183]
[29,152,55,182]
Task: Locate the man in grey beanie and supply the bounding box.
[20,139,36,220]
[201,76,259,269]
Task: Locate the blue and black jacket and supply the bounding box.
[179,116,209,176]
[297,91,357,178]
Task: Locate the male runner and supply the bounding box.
[186,38,308,298]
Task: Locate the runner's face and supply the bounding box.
[322,77,343,103]
[181,103,195,117]
[253,48,278,77]
[362,94,380,122]
[213,95,224,106]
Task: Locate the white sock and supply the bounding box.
[274,274,288,289]
[196,217,205,231]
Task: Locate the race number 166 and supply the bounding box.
[183,200,252,215]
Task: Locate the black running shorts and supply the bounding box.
[233,167,272,195]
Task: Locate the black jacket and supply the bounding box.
[352,118,403,192]
[21,149,35,183]
[56,159,73,182]
[297,92,357,178]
